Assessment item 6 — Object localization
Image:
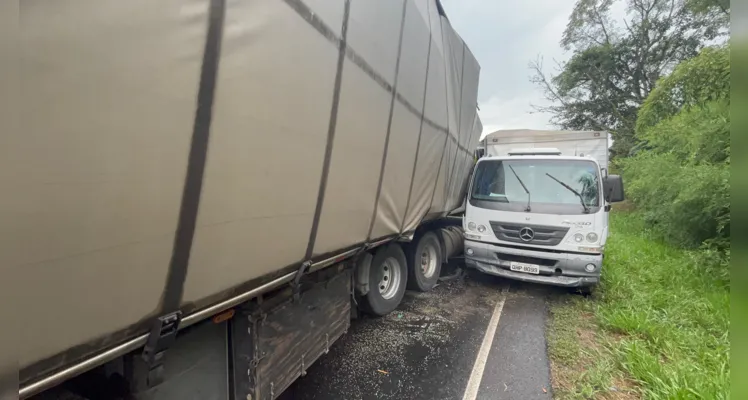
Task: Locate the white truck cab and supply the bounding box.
[464,130,624,291]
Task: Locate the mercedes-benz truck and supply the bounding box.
[463,130,625,293]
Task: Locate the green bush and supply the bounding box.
[621,46,730,251]
[636,46,730,133]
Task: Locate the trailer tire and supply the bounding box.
[406,232,443,292]
[362,244,408,316]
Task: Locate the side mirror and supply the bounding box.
[603,175,625,203]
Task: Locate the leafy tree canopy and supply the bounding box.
[636,45,730,134]
[530,0,729,158]
[621,45,730,250]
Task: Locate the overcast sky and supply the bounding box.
[441,0,578,138]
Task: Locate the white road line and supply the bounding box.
[462,289,507,400]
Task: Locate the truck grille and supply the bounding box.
[490,222,569,246]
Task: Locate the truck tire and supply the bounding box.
[406,232,443,292]
[362,244,408,316]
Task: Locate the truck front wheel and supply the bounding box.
[406,232,443,292]
[362,243,408,316]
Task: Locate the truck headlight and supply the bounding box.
[574,233,584,242]
[477,224,487,233]
[586,232,599,242]
[467,222,477,231]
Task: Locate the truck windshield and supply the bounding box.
[470,159,600,214]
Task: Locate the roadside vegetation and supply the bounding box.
[548,212,730,399]
[537,0,730,398]
[621,46,730,259]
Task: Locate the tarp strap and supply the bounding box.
[365,0,409,243]
[426,16,454,215]
[301,0,351,261]
[152,0,225,325]
[291,260,313,302]
[144,0,226,376]
[400,6,435,234]
[445,42,467,211]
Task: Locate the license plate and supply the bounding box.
[509,261,540,275]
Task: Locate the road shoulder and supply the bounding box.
[475,285,552,400]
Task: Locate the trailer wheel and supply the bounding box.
[362,244,408,316]
[406,232,443,292]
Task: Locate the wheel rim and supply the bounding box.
[420,243,438,278]
[378,256,402,300]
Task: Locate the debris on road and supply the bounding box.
[293,274,503,399]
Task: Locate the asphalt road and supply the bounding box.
[32,261,563,400]
[285,262,560,400]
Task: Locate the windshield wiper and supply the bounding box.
[545,173,591,214]
[507,165,531,212]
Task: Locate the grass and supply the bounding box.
[547,211,730,399]
[547,296,635,399]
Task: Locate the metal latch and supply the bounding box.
[292,260,313,302]
[141,311,182,387]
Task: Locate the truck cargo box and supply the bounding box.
[483,129,609,170]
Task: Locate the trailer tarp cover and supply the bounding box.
[7,0,481,384]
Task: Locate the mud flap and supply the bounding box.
[231,269,351,400]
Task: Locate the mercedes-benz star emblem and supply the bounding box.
[519,227,535,241]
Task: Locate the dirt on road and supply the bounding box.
[288,265,559,400]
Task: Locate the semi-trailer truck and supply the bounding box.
[4,1,482,398]
[463,130,625,293]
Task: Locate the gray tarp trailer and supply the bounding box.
[4,0,482,398]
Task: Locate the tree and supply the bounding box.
[622,45,730,249]
[530,0,729,159]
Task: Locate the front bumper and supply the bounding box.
[464,240,601,288]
